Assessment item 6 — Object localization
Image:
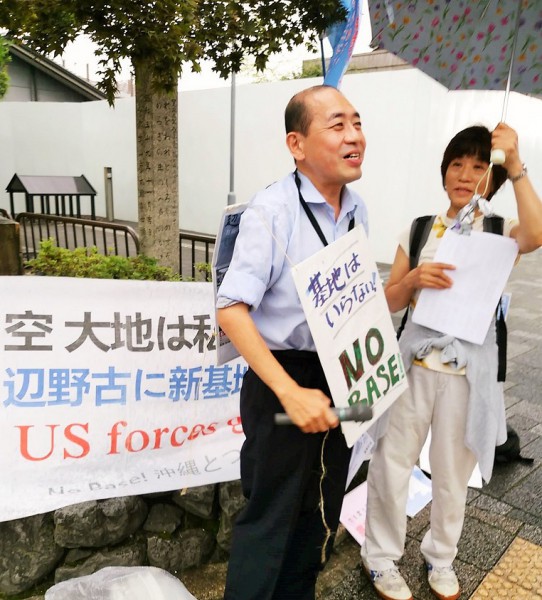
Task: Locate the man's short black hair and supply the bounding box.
[284,85,335,136]
[440,125,508,201]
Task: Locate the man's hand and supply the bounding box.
[278,383,339,433]
[218,303,339,433]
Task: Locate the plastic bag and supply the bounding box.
[45,566,197,600]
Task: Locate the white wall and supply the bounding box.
[1,69,542,264]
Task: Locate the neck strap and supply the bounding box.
[293,171,354,247]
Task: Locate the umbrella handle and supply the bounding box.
[490,149,506,165]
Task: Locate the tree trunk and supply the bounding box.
[134,60,180,273]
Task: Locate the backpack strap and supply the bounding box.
[483,214,504,235]
[483,215,507,381]
[397,216,436,339]
[408,215,436,270]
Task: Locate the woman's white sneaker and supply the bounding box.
[362,561,413,600]
[426,564,460,600]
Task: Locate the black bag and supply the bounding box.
[494,424,534,465]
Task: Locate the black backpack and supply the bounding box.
[396,214,507,382]
[398,215,533,465]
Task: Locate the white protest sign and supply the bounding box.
[0,277,246,522]
[291,225,408,447]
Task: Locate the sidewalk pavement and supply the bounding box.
[316,247,542,599]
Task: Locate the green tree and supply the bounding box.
[0,37,10,98]
[0,1,345,271]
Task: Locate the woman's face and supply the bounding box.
[445,154,493,217]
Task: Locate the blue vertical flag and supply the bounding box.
[324,0,360,89]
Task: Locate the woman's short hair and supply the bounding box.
[440,125,508,200]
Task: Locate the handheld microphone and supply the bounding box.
[274,404,373,425]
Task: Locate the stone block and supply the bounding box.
[0,217,22,275]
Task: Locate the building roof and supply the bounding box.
[6,174,97,195]
[8,43,107,102]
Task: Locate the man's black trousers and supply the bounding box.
[224,350,352,600]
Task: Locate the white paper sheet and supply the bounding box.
[406,465,433,517]
[412,229,518,344]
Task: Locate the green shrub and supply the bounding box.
[300,62,324,79]
[195,261,212,281]
[25,239,181,281]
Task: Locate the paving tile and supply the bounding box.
[504,390,521,410]
[324,568,376,600]
[457,515,515,570]
[471,538,542,599]
[518,523,542,547]
[512,346,542,370]
[484,461,535,500]
[464,504,523,535]
[506,410,541,432]
[506,362,542,389]
[406,502,431,539]
[507,339,535,359]
[521,435,542,460]
[502,466,542,519]
[468,493,514,516]
[471,571,542,599]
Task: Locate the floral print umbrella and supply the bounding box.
[369,1,542,103]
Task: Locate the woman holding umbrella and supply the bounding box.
[361,122,542,600]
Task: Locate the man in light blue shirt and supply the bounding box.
[218,85,368,600]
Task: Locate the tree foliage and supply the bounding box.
[1,0,346,103]
[0,37,10,98]
[0,0,346,271]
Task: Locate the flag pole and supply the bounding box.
[227,69,236,206]
[320,36,327,78]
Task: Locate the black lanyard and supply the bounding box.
[293,170,354,247]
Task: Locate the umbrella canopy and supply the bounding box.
[368,1,542,101]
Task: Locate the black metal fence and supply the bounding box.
[16,213,140,261]
[13,212,216,281]
[179,231,215,281]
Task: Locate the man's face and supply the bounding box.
[294,88,366,190]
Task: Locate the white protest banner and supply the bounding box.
[0,277,246,522]
[291,225,408,447]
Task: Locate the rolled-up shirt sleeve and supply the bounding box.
[216,195,291,311]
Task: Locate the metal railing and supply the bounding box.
[16,212,140,261]
[179,231,215,281]
[12,212,217,280]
